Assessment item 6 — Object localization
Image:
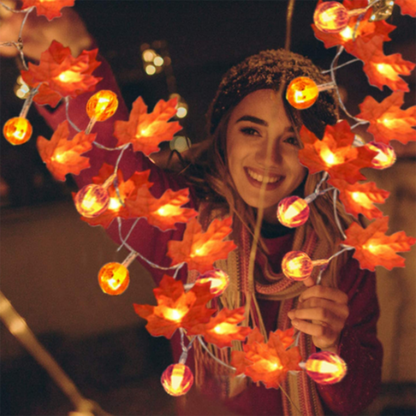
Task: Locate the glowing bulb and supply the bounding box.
[320,147,344,166]
[153,56,164,67]
[86,90,119,122]
[145,65,156,75]
[176,106,188,118]
[277,196,310,228]
[286,77,319,110]
[282,251,314,281]
[156,204,181,217]
[56,70,83,83]
[3,117,32,145]
[366,141,396,170]
[196,269,230,296]
[161,364,194,396]
[142,49,156,62]
[339,26,353,40]
[305,351,347,384]
[98,262,130,295]
[314,2,356,34]
[375,63,396,78]
[162,307,187,322]
[74,184,110,218]
[108,197,123,211]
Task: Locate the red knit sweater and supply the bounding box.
[37,54,383,416]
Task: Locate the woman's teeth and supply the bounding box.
[247,169,281,184]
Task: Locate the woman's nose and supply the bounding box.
[254,139,282,166]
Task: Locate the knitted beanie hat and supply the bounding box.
[208,49,338,139]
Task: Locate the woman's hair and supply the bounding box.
[184,49,354,288]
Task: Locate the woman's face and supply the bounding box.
[226,89,307,223]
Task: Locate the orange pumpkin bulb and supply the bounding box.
[161,364,194,396]
[86,90,119,122]
[74,184,110,218]
[366,141,396,170]
[305,351,347,385]
[314,1,350,33]
[196,269,230,296]
[98,262,130,295]
[282,251,313,281]
[277,196,310,228]
[3,117,33,145]
[286,77,319,110]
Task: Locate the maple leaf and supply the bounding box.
[21,0,75,20]
[357,92,416,145]
[230,327,301,389]
[395,0,416,17]
[133,275,215,339]
[167,217,237,274]
[353,36,415,92]
[37,121,95,181]
[80,164,153,228]
[126,187,198,231]
[343,217,416,271]
[113,97,182,156]
[312,0,395,56]
[21,40,101,108]
[298,121,376,185]
[187,307,252,349]
[331,179,390,220]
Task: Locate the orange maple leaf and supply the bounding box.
[357,92,416,145]
[126,187,198,231]
[187,307,252,349]
[353,36,415,92]
[133,275,215,339]
[113,96,182,156]
[312,0,395,57]
[343,217,416,271]
[21,0,75,20]
[80,164,153,228]
[37,121,95,181]
[331,179,390,220]
[395,0,416,17]
[21,40,101,108]
[231,327,301,389]
[298,121,376,185]
[167,217,237,274]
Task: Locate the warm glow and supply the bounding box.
[145,65,156,75]
[320,147,344,166]
[190,244,209,258]
[313,1,350,34]
[196,269,230,296]
[86,90,119,122]
[282,251,313,281]
[176,106,188,118]
[98,262,130,295]
[74,184,110,218]
[277,196,310,228]
[157,204,182,217]
[153,56,164,67]
[108,197,123,211]
[56,70,83,84]
[375,63,397,78]
[366,142,396,170]
[365,244,380,254]
[3,117,33,145]
[286,77,319,109]
[212,322,237,335]
[143,49,156,62]
[52,150,74,164]
[340,26,353,40]
[161,364,194,396]
[305,351,347,384]
[162,307,187,322]
[262,359,283,372]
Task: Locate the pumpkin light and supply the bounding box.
[366,141,396,170]
[161,364,194,396]
[3,117,33,145]
[313,1,366,34]
[85,90,119,134]
[196,269,230,296]
[282,251,328,281]
[277,196,310,228]
[305,351,347,385]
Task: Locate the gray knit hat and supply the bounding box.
[208,49,338,138]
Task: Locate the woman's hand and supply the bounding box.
[0,0,92,61]
[287,284,349,353]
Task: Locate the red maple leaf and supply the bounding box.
[80,164,153,228]
[395,0,416,17]
[353,36,415,92]
[331,179,390,220]
[357,92,416,145]
[343,217,416,271]
[126,187,198,231]
[21,40,101,107]
[298,121,376,185]
[133,275,215,339]
[312,0,395,57]
[113,97,182,156]
[167,217,237,274]
[231,327,301,389]
[187,307,252,349]
[37,121,95,181]
[21,0,75,20]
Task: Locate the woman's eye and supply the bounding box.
[285,136,300,146]
[241,127,260,136]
